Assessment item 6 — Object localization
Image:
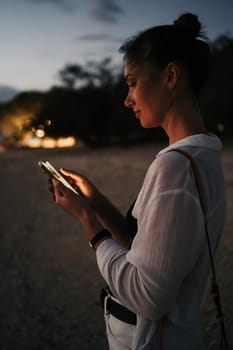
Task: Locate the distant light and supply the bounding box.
[41,137,56,148]
[44,119,52,126]
[19,131,77,149]
[35,129,45,138]
[217,123,225,132]
[56,136,76,148]
[22,137,41,148]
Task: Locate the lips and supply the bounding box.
[134,110,141,118]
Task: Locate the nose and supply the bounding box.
[124,91,135,108]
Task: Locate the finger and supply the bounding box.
[47,183,56,201]
[48,184,54,194]
[60,168,83,182]
[52,179,59,186]
[52,179,61,196]
[52,179,67,198]
[60,168,92,198]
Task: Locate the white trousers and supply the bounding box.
[104,293,136,350]
[105,313,135,350]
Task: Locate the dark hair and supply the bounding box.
[119,13,210,95]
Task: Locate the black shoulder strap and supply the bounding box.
[170,148,228,350]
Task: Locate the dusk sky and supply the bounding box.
[0,0,233,96]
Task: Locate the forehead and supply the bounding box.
[124,61,138,79]
[124,60,158,80]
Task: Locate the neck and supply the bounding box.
[162,94,207,145]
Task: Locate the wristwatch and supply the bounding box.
[88,229,112,250]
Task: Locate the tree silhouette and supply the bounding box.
[201,33,233,137]
[59,64,89,89]
[58,57,115,89]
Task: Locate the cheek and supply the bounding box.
[146,91,167,125]
[135,86,149,106]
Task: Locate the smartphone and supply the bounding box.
[38,160,79,195]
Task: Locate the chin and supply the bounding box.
[140,120,158,129]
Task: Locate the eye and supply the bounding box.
[128,81,136,88]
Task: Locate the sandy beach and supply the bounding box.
[0,143,232,349]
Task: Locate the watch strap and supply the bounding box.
[88,229,111,249]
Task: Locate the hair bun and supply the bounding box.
[173,13,202,38]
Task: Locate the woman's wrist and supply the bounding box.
[88,229,112,250]
[77,206,104,240]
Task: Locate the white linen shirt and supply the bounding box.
[96,133,226,350]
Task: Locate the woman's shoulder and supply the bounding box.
[149,149,190,176]
[133,149,195,218]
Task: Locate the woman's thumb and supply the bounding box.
[60,168,79,179]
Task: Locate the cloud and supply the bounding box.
[77,33,112,41]
[76,33,124,42]
[90,0,124,23]
[22,0,76,12]
[76,33,124,44]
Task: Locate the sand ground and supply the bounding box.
[0,142,232,349]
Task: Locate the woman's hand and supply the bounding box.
[59,168,100,207]
[49,178,103,239]
[47,168,128,246]
[51,178,87,220]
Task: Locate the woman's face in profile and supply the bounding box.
[123,60,170,129]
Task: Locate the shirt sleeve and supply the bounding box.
[96,153,206,320]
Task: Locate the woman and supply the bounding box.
[48,13,226,350]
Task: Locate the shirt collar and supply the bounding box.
[157,133,222,157]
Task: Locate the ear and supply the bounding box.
[166,62,180,90]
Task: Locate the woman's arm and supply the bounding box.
[90,190,132,248]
